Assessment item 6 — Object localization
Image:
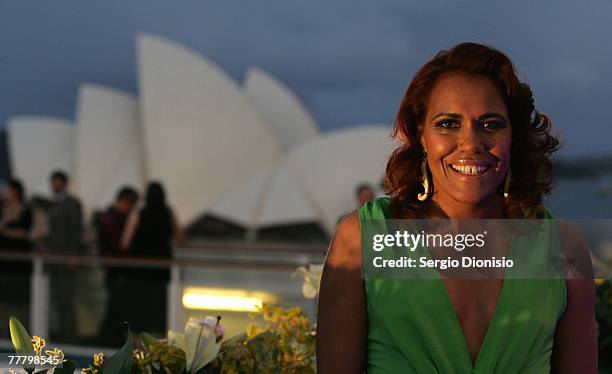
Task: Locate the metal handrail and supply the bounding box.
[0,241,324,349]
[0,241,326,272]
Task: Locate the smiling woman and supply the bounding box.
[386,43,559,221]
[316,42,598,373]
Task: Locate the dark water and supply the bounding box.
[546,178,612,219]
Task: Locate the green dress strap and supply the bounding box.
[359,197,566,374]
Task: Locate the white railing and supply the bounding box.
[0,241,325,354]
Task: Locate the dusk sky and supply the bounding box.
[1,0,611,156]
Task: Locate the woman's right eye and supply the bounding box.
[435,119,460,129]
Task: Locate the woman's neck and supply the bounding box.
[431,193,503,219]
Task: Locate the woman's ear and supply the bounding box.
[419,123,427,153]
[420,137,427,154]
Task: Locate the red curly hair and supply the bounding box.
[384,42,560,219]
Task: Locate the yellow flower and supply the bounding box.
[93,352,104,367]
[287,306,302,317]
[31,336,45,354]
[246,324,262,339]
[133,349,146,362]
[595,278,607,286]
[45,347,64,362]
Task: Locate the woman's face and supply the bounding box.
[421,73,511,208]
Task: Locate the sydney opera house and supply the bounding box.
[2,34,396,349]
[7,33,396,241]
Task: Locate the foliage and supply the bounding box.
[132,339,187,373]
[8,317,218,374]
[9,317,35,355]
[206,304,317,374]
[9,303,317,373]
[8,278,611,372]
[100,328,133,373]
[8,317,77,374]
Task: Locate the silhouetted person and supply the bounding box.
[97,186,138,346]
[46,170,83,343]
[121,181,181,335]
[0,179,33,333]
[335,183,379,227]
[0,179,33,249]
[355,183,376,207]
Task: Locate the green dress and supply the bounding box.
[359,197,566,374]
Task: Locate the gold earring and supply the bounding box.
[417,157,431,202]
[503,169,512,199]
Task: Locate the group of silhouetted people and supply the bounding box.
[97,181,182,345]
[0,170,181,345]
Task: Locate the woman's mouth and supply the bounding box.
[449,162,492,176]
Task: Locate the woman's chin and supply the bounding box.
[445,190,500,206]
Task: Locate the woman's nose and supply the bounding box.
[457,124,486,153]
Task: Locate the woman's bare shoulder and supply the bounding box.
[325,210,362,269]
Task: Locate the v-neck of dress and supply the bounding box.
[362,198,563,373]
[423,234,517,372]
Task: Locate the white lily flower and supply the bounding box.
[168,317,220,373]
[293,264,323,299]
[201,316,225,342]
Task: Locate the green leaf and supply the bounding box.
[219,333,245,349]
[101,325,133,374]
[54,359,77,374]
[9,316,34,354]
[140,332,156,353]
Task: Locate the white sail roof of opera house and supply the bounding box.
[7,117,75,197]
[244,67,319,151]
[208,125,394,233]
[73,84,144,216]
[136,33,282,225]
[208,66,321,228]
[207,160,319,228]
[287,126,395,234]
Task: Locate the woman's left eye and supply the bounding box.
[481,121,506,130]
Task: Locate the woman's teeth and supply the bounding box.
[450,164,490,175]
